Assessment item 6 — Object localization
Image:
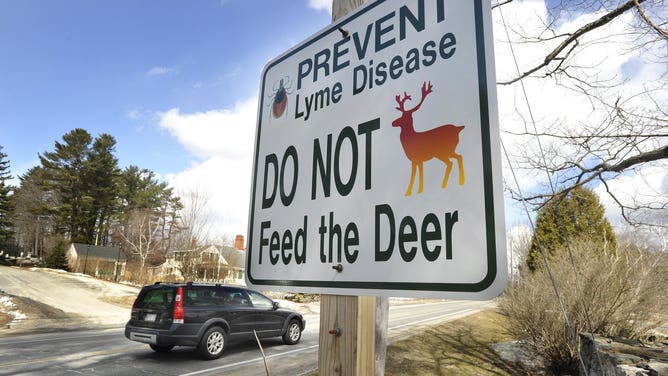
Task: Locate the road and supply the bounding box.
[0,266,491,375]
[0,300,490,375]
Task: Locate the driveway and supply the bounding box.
[0,266,139,334]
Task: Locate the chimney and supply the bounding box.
[234,235,245,251]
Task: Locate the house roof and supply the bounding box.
[165,245,245,269]
[71,243,127,262]
[218,246,245,269]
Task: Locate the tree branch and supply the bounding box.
[499,0,647,85]
[633,0,668,40]
[492,0,513,10]
[594,145,668,173]
[514,145,668,210]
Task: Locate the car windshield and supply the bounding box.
[135,287,174,309]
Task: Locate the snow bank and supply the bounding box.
[0,295,28,325]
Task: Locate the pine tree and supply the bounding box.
[0,146,14,247]
[39,128,93,242]
[526,186,616,271]
[83,134,120,244]
[38,129,121,244]
[45,240,69,270]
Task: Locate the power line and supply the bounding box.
[496,4,606,374]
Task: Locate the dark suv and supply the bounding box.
[124,282,305,359]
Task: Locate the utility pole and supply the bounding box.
[332,0,368,20]
[83,244,90,275]
[317,4,388,376]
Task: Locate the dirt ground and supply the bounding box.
[1,293,92,333]
[0,311,11,327]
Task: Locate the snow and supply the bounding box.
[0,295,28,325]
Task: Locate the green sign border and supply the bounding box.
[248,0,499,294]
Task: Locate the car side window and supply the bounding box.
[227,289,251,307]
[183,287,227,306]
[247,291,274,309]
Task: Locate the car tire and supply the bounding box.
[198,326,227,360]
[283,319,302,345]
[149,344,174,353]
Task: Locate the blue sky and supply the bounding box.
[1,0,331,180]
[1,0,664,241]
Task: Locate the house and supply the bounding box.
[67,243,127,280]
[218,236,246,285]
[159,235,247,285]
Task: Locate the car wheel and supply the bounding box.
[198,326,227,360]
[149,344,174,353]
[283,319,302,345]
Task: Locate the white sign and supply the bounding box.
[247,0,507,299]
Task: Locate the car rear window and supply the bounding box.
[135,287,175,308]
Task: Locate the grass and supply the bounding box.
[304,309,532,375]
[384,309,530,375]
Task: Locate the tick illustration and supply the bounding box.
[268,77,292,119]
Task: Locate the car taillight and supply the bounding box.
[173,286,184,324]
[130,299,138,319]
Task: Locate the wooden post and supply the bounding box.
[319,294,387,375]
[331,0,369,21]
[317,4,388,376]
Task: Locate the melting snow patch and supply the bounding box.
[0,295,28,325]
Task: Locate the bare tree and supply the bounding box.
[117,209,161,282]
[174,186,214,249]
[495,0,667,228]
[11,168,58,257]
[507,224,532,282]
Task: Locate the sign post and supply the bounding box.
[247,0,506,373]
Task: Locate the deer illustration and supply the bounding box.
[392,81,465,196]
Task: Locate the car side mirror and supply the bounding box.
[272,301,280,310]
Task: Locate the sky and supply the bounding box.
[1,0,665,242]
[1,0,333,239]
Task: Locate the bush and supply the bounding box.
[499,239,667,375]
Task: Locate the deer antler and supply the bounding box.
[422,81,433,97]
[395,92,412,112]
[407,82,433,113]
[395,82,432,113]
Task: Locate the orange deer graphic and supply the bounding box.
[392,81,465,196]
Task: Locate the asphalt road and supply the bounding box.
[0,300,489,376]
[0,266,491,375]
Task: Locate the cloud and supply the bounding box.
[127,109,142,120]
[146,66,176,77]
[165,156,252,239]
[594,163,668,226]
[308,0,331,13]
[157,97,257,160]
[158,97,258,239]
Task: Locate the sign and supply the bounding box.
[247,0,507,299]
